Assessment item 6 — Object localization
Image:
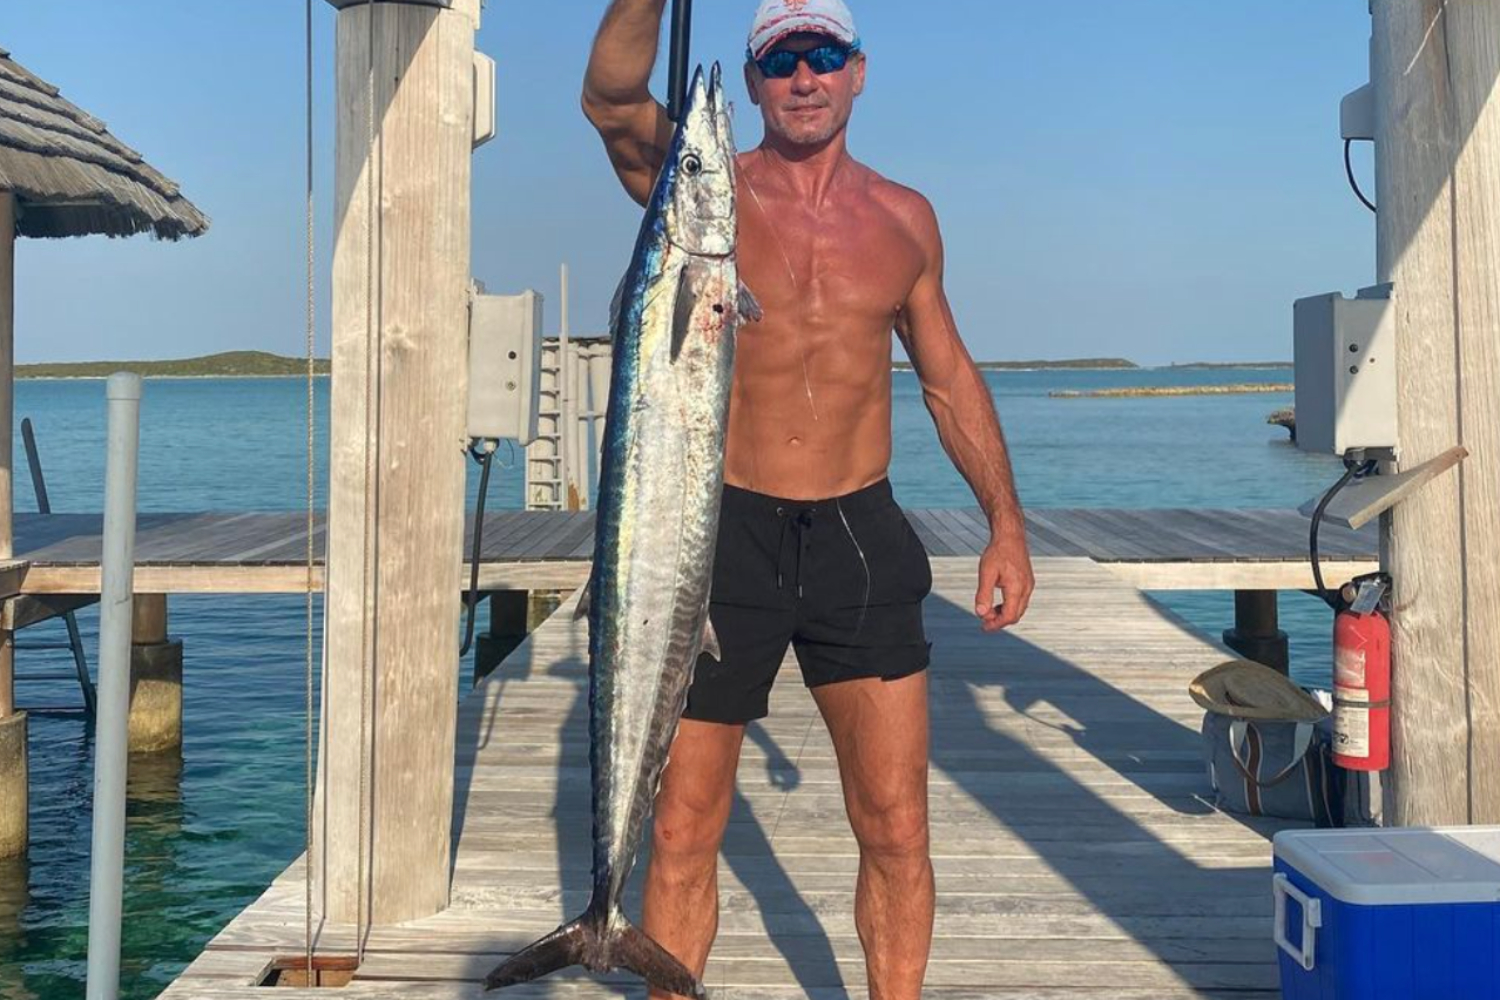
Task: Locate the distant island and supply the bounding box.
[19,351,1288,380]
[18,351,331,380]
[895,358,1138,371]
[1052,383,1294,399]
[1167,361,1293,370]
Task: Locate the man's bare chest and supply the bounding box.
[736,200,923,329]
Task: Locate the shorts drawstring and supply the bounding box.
[774,505,816,598]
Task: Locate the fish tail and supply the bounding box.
[610,916,706,1000]
[482,915,593,991]
[482,906,705,999]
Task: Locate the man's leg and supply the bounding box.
[642,717,746,999]
[812,670,933,1000]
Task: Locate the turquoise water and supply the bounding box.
[0,369,1342,998]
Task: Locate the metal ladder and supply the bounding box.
[13,417,96,717]
[525,340,567,511]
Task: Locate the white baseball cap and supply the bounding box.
[747,0,860,60]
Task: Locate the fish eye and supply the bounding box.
[681,153,703,176]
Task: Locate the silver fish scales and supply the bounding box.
[484,63,754,999]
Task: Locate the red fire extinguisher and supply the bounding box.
[1332,573,1391,771]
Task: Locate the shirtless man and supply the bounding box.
[582,2,1034,996]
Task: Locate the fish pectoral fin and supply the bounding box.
[610,920,707,1000]
[738,281,764,323]
[701,616,722,662]
[573,579,593,621]
[670,259,701,363]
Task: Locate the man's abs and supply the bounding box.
[723,159,925,500]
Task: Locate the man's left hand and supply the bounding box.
[975,525,1034,633]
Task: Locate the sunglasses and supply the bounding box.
[750,41,861,80]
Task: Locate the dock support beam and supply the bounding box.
[474,591,528,685]
[315,0,479,924]
[1374,2,1500,825]
[0,191,22,859]
[0,709,23,859]
[128,595,182,754]
[1222,590,1289,675]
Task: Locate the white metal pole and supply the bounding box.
[558,263,574,508]
[572,348,591,509]
[85,372,142,1000]
[589,345,611,495]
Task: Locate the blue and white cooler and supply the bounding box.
[1273,827,1500,999]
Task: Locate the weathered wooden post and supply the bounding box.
[474,591,528,685]
[0,189,22,860]
[127,595,182,753]
[315,0,479,924]
[1222,590,1289,674]
[1373,0,1500,826]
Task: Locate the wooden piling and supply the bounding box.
[315,0,480,924]
[1374,0,1500,825]
[128,594,182,753]
[473,590,528,685]
[1221,590,1289,675]
[0,191,14,564]
[0,709,23,858]
[1,191,21,859]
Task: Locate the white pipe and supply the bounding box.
[558,264,572,507]
[85,372,142,1000]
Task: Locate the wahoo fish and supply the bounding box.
[484,64,754,999]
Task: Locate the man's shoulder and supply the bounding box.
[858,166,941,247]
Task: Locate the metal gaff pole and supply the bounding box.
[667,0,693,123]
[84,373,142,1000]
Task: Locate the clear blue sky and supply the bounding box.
[5,1,1376,366]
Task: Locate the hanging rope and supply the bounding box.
[357,0,380,963]
[301,0,384,973]
[303,0,316,982]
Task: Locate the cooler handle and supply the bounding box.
[1273,872,1321,972]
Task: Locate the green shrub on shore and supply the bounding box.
[18,351,330,379]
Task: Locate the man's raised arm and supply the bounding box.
[583,0,678,206]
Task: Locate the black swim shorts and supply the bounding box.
[683,478,933,725]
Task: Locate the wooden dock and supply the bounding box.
[8,507,1376,594]
[160,556,1291,999]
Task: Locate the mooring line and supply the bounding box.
[303,0,316,981]
[357,0,378,965]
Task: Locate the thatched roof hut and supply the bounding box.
[0,46,209,566]
[0,46,208,239]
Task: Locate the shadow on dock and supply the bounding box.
[443,566,1287,994]
[923,588,1284,993]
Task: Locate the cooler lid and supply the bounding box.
[1274,827,1500,906]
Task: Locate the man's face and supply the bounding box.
[745,32,866,148]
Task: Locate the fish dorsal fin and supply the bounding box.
[608,274,628,335]
[574,577,593,620]
[738,281,763,323]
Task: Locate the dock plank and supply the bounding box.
[10,508,1379,593]
[164,557,1290,998]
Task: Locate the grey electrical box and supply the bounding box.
[1293,284,1397,456]
[468,289,543,446]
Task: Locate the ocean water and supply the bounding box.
[0,369,1343,998]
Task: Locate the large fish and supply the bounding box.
[484,64,753,999]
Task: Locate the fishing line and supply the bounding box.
[303,0,316,980]
[739,157,873,626]
[356,0,380,962]
[740,161,820,422]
